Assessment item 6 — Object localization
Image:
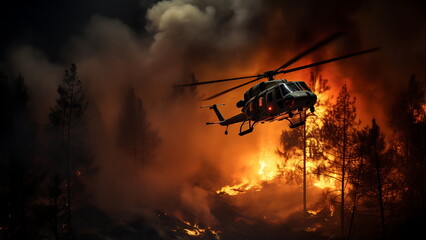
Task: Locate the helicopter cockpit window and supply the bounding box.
[286,82,300,92]
[297,82,311,91]
[249,101,254,112]
[280,84,290,96]
[259,97,264,107]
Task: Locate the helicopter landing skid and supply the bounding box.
[239,120,258,136]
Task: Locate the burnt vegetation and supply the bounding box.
[0,65,425,240]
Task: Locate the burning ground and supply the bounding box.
[1,0,426,239]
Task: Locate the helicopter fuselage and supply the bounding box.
[206,79,317,135]
[240,79,317,123]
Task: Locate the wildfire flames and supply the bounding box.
[216,148,282,196]
[209,87,349,236]
[216,146,338,194]
[216,89,339,197]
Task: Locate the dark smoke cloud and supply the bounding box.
[0,0,150,62]
[4,0,426,232]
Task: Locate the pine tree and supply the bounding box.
[389,75,426,237]
[0,73,39,239]
[117,87,159,169]
[320,84,359,238]
[278,68,332,213]
[350,119,391,239]
[49,64,87,239]
[0,72,11,239]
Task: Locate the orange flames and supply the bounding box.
[215,86,341,223]
[177,220,221,239]
[216,145,339,195]
[216,147,283,196]
[196,50,371,229]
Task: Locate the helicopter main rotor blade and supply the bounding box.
[277,47,380,75]
[203,76,263,101]
[175,74,260,87]
[274,32,344,72]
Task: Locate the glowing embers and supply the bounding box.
[183,221,205,236]
[414,103,426,123]
[176,220,221,239]
[307,209,321,216]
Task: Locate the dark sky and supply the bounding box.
[2,0,425,65]
[0,0,155,62]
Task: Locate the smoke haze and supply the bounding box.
[3,0,426,235]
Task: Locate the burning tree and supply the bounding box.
[278,68,333,211]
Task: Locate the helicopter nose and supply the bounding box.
[290,91,317,108]
[307,92,317,104]
[284,95,295,107]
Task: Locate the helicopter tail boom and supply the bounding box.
[201,104,225,123]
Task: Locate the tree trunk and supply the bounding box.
[65,75,76,240]
[374,138,386,239]
[341,107,347,238]
[347,158,364,240]
[303,122,307,215]
[53,174,59,240]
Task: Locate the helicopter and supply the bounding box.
[177,33,379,136]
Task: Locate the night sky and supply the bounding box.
[0,0,150,61]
